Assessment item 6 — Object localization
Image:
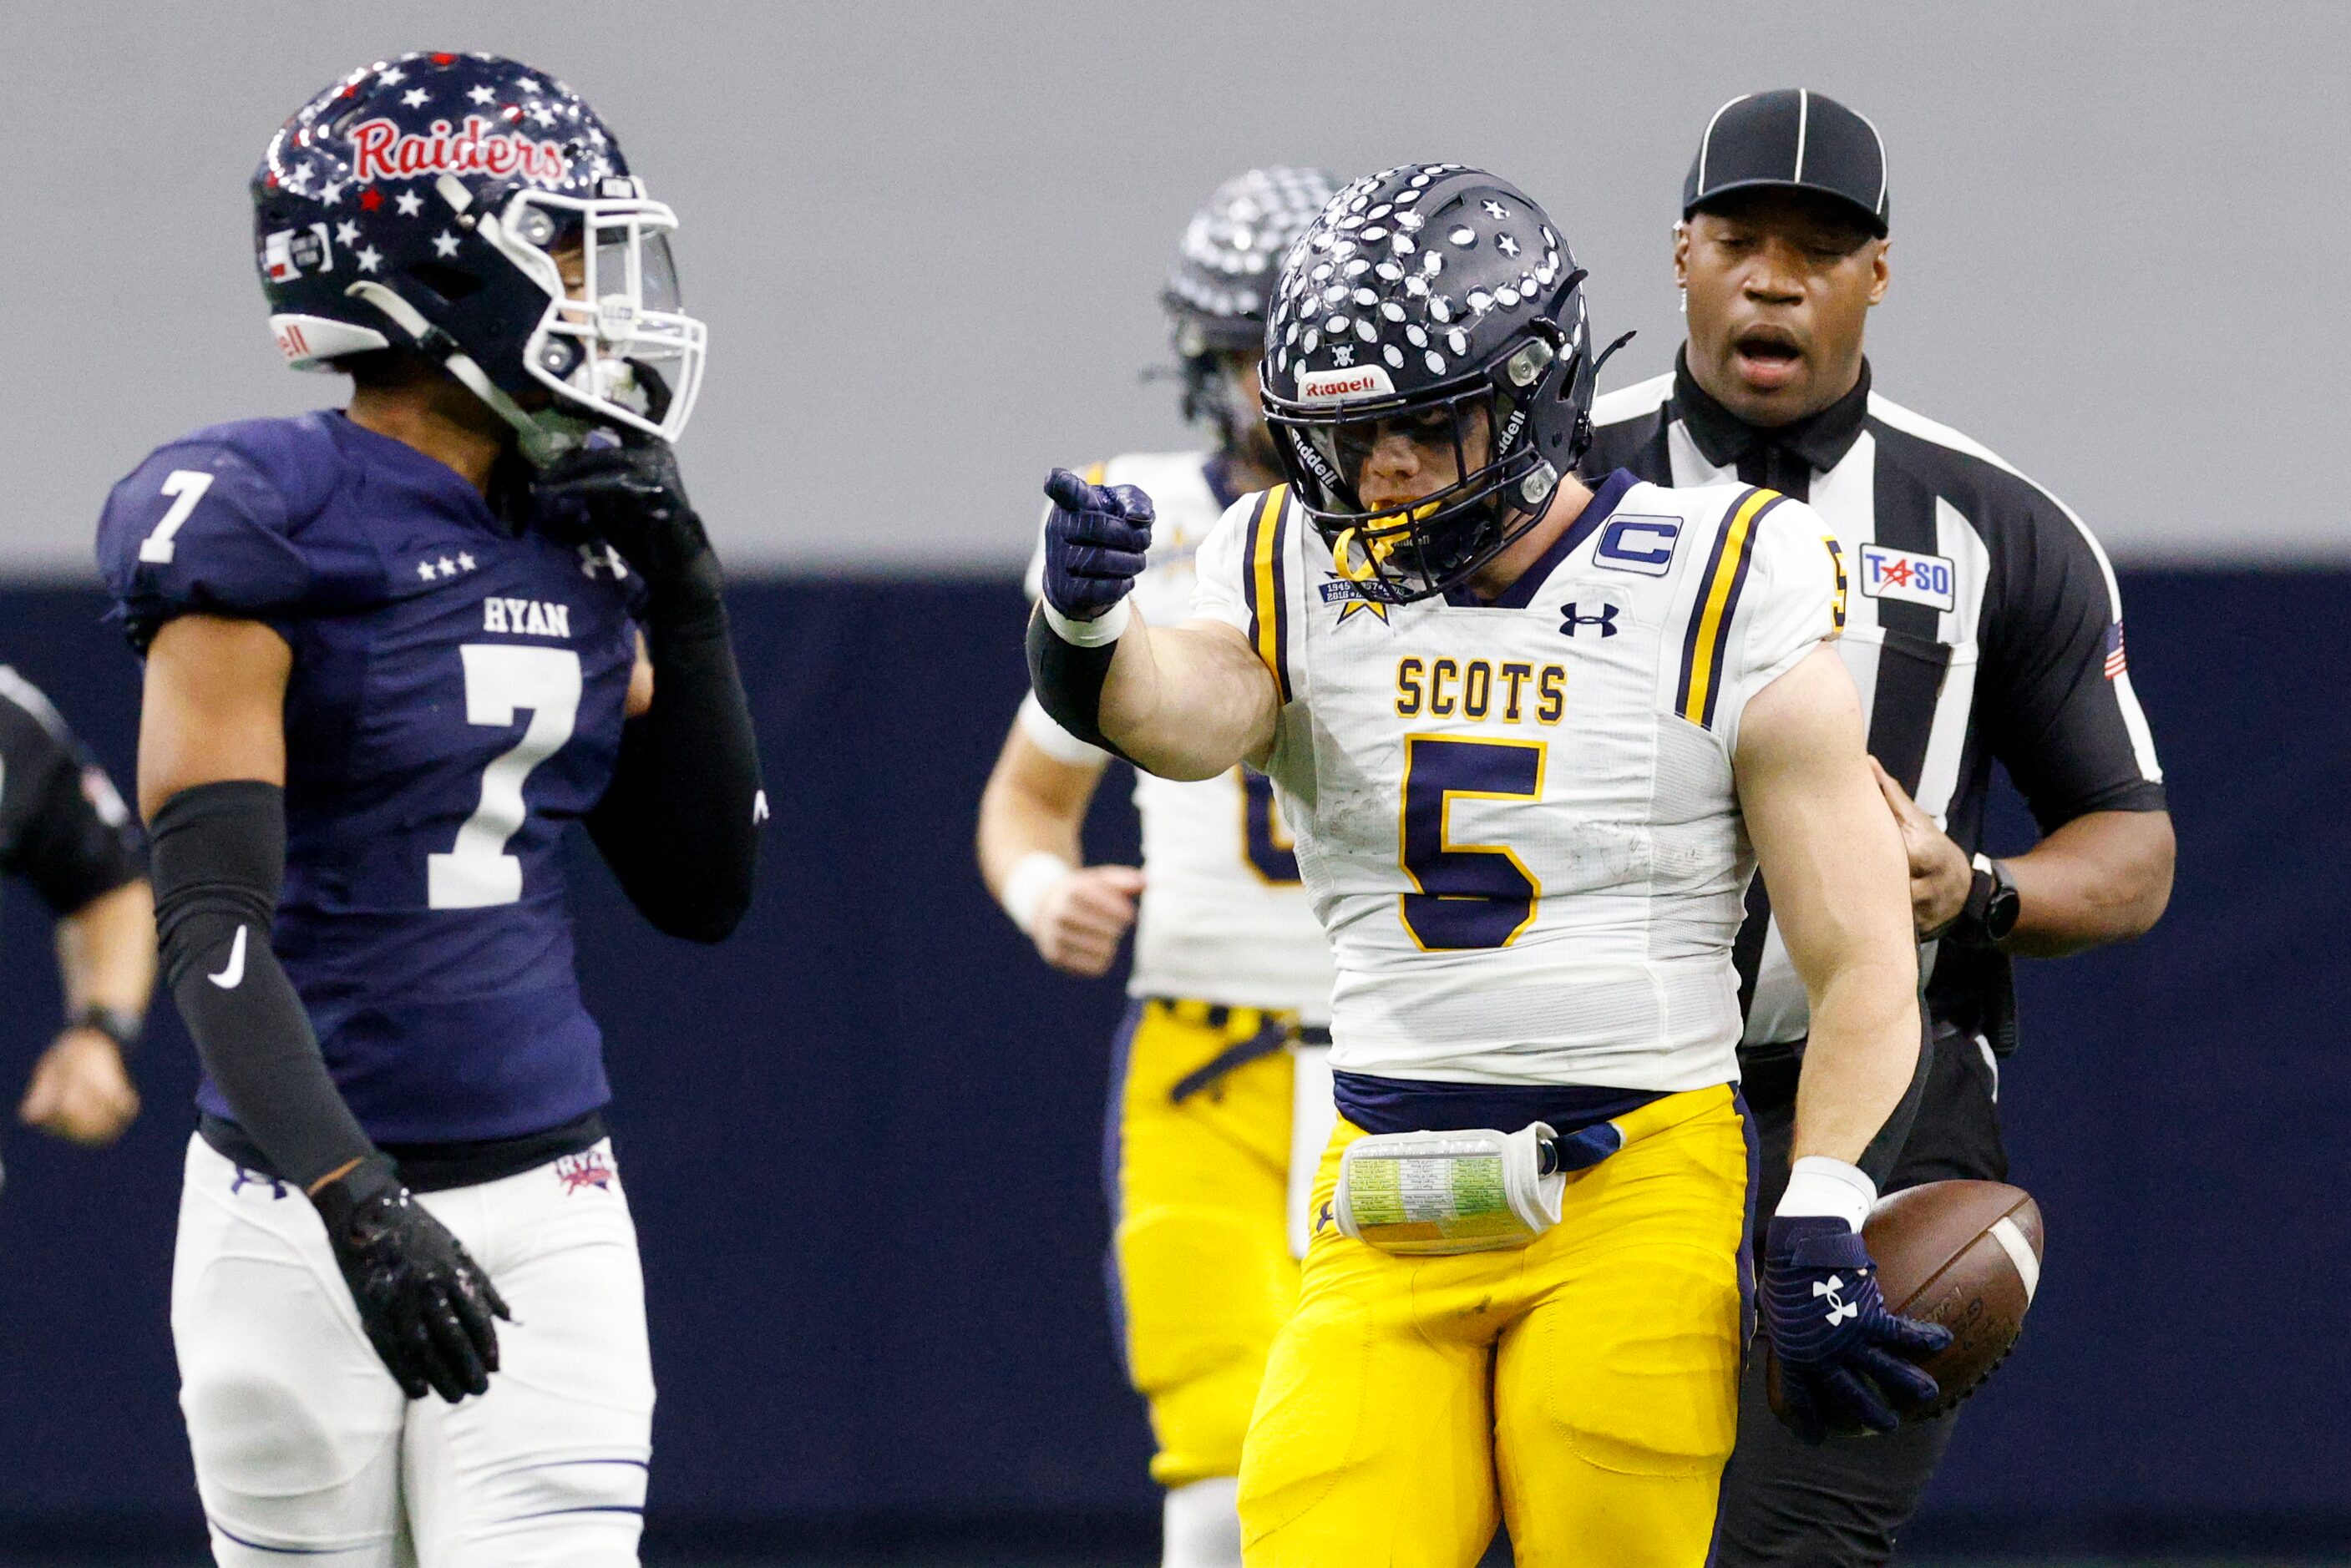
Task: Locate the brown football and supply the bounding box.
[1766,1179,2044,1435]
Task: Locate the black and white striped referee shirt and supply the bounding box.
[0,665,144,924]
[1585,355,2166,1055]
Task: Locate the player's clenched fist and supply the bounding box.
[1028,863,1146,978]
[1041,468,1155,624]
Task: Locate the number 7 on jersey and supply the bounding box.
[428,645,583,909]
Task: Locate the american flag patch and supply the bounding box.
[2103,621,2128,679]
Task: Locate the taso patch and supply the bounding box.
[1594,515,1682,576]
[1859,544,1957,611]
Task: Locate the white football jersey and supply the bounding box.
[1023,452,1335,1020]
[1189,473,1846,1091]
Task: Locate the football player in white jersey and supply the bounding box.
[976,167,1340,1568]
[1024,164,1951,1566]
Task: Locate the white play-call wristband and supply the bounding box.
[1775,1156,1878,1233]
[1041,596,1131,647]
[1001,852,1077,937]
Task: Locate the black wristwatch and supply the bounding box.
[1943,853,2021,949]
[66,1004,144,1057]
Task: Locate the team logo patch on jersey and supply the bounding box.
[1859,544,1956,611]
[1594,515,1682,576]
[1320,575,1396,625]
[555,1150,617,1194]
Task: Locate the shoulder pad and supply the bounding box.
[97,414,372,645]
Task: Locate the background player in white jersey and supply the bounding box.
[977,167,1339,1568]
[1026,164,1949,1565]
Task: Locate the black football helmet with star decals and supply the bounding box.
[1162,167,1339,451]
[1261,164,1626,602]
[250,52,704,464]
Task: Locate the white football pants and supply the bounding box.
[170,1134,655,1566]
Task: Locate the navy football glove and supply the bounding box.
[1040,468,1154,624]
[1762,1214,1953,1444]
[314,1156,511,1404]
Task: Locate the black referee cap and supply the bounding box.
[1684,89,1890,236]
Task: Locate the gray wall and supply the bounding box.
[3,0,2342,578]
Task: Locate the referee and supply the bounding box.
[1,664,151,1161]
[1584,89,2176,1565]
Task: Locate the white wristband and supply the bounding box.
[1001,852,1077,937]
[1775,1156,1877,1232]
[1041,596,1131,648]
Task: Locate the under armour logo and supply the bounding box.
[229,1166,289,1200]
[1559,601,1619,637]
[1812,1274,1859,1327]
[1315,1201,1334,1234]
[578,543,629,579]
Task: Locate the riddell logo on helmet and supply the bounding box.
[349,115,570,185]
[1295,365,1396,403]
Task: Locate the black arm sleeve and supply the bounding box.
[1982,494,2168,832]
[0,676,144,915]
[150,781,376,1190]
[585,557,763,943]
[1023,607,1134,761]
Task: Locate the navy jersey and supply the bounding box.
[98,412,642,1142]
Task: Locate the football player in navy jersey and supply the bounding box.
[94,54,761,1567]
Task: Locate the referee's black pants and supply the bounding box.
[1714,1024,2009,1568]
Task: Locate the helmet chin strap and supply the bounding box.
[344,281,590,468]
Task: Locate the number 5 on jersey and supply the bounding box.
[1399,736,1546,950]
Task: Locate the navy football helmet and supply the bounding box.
[1163,167,1338,451]
[1261,164,1625,602]
[251,53,705,464]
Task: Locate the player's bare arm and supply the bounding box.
[137,615,293,812]
[1026,468,1280,781]
[976,724,1143,977]
[1735,645,1921,1165]
[20,877,153,1145]
[1736,640,1950,1442]
[1870,761,2173,957]
[1100,615,1280,780]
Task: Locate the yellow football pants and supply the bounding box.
[1112,999,1305,1489]
[1238,1085,1754,1568]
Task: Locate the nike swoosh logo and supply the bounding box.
[208,926,248,990]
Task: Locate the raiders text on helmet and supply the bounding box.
[1163,167,1339,446]
[1261,164,1623,602]
[251,52,706,464]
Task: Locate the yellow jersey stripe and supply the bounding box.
[1246,485,1293,703]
